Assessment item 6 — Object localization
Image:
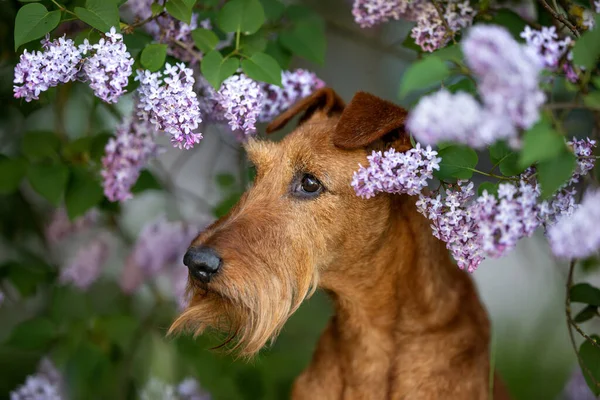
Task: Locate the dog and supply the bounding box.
[170,88,511,399]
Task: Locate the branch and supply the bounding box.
[124,12,166,32]
[538,0,580,37]
[432,0,457,44]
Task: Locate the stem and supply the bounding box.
[467,168,520,181]
[432,1,457,44]
[538,0,580,37]
[124,12,166,32]
[235,28,241,51]
[50,0,77,17]
[172,39,203,63]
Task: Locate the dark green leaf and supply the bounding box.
[151,3,164,15]
[489,141,525,177]
[447,77,476,94]
[584,92,600,109]
[579,335,600,395]
[477,182,498,197]
[279,19,326,64]
[265,41,291,69]
[571,283,600,306]
[7,318,57,350]
[122,30,153,58]
[434,145,478,180]
[481,9,527,40]
[573,14,600,69]
[3,258,55,297]
[582,256,600,273]
[62,137,93,160]
[216,173,236,188]
[241,52,282,85]
[401,32,422,53]
[90,133,112,162]
[96,315,138,350]
[21,131,61,161]
[140,43,167,72]
[64,340,112,399]
[519,119,566,168]
[217,0,265,34]
[214,192,242,218]
[239,33,267,55]
[65,167,104,220]
[201,50,239,90]
[14,3,61,50]
[432,45,462,63]
[284,4,318,22]
[49,285,89,324]
[0,158,27,194]
[165,0,197,24]
[27,163,70,205]
[537,150,576,199]
[399,56,450,98]
[192,28,219,53]
[575,305,598,323]
[74,0,120,33]
[260,0,285,20]
[131,169,162,193]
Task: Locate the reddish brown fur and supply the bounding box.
[170,89,511,399]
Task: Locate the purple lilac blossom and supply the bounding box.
[548,188,600,259]
[596,0,600,13]
[406,89,515,148]
[216,74,264,136]
[140,377,210,400]
[559,367,596,400]
[14,35,82,102]
[258,69,326,122]
[136,63,203,149]
[59,238,109,290]
[101,118,160,202]
[10,358,64,400]
[78,27,134,103]
[463,25,546,131]
[351,144,441,199]
[44,208,98,245]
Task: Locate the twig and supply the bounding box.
[538,0,580,37]
[432,1,457,44]
[124,12,166,32]
[172,39,203,63]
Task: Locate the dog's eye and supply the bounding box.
[301,175,321,193]
[291,173,324,199]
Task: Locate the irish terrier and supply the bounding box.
[170,88,511,399]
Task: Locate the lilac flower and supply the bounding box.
[463,25,546,131]
[136,63,203,149]
[548,188,600,259]
[59,238,109,290]
[596,0,600,13]
[407,89,516,148]
[44,208,98,245]
[521,26,572,70]
[195,73,226,123]
[258,69,325,122]
[14,35,82,102]
[78,27,134,103]
[177,378,211,400]
[351,143,441,199]
[216,74,264,136]
[10,358,64,400]
[140,377,210,400]
[559,367,596,400]
[101,118,160,202]
[352,0,408,28]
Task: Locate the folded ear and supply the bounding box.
[332,91,411,151]
[266,87,345,134]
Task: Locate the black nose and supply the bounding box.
[183,246,222,283]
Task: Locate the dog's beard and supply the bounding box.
[169,263,319,357]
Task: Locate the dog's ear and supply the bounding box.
[332,91,411,151]
[266,87,345,134]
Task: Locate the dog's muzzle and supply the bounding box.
[183,246,222,283]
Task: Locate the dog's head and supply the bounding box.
[169,89,411,355]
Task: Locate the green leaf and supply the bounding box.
[401,32,422,53]
[122,30,153,58]
[140,43,167,72]
[14,3,61,50]
[131,169,162,193]
[217,0,265,34]
[214,192,242,218]
[571,283,600,307]
[65,167,104,220]
[216,173,236,188]
[574,305,598,323]
[166,0,197,24]
[447,77,477,95]
[241,52,282,85]
[477,182,498,197]
[489,141,525,177]
[239,33,267,55]
[2,257,55,297]
[482,9,527,40]
[432,45,463,63]
[279,20,326,64]
[519,119,566,168]
[584,92,600,109]
[434,145,478,180]
[0,158,27,194]
[21,131,61,161]
[537,150,576,199]
[96,315,138,350]
[265,41,291,70]
[192,28,219,53]
[579,335,600,395]
[573,14,600,69]
[7,318,57,350]
[399,56,450,98]
[151,3,164,15]
[260,0,285,20]
[74,0,120,33]
[90,133,112,162]
[201,50,240,90]
[27,163,70,205]
[49,285,89,324]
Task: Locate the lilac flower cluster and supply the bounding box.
[351,144,441,199]
[140,377,210,400]
[560,367,597,400]
[136,63,203,149]
[258,69,326,122]
[14,35,82,102]
[352,0,475,52]
[10,358,64,400]
[78,27,134,103]
[44,207,98,245]
[101,118,160,202]
[59,238,109,290]
[520,26,578,82]
[216,73,264,136]
[548,188,600,259]
[409,25,545,148]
